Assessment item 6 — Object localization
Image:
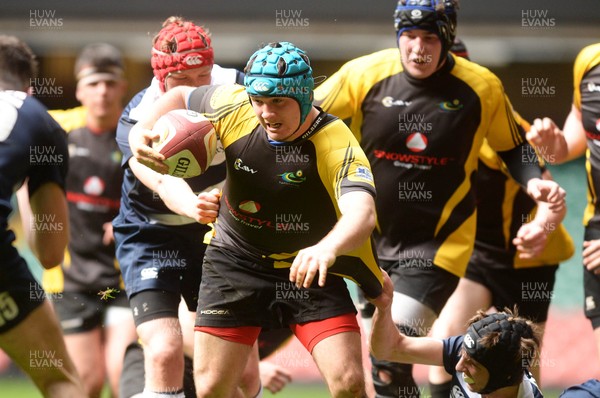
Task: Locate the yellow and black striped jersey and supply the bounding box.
[477,141,574,268]
[572,43,600,229]
[315,48,526,277]
[188,84,383,297]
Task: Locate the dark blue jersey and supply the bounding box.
[0,91,67,252]
[115,67,241,226]
[443,335,544,398]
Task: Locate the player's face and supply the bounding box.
[250,96,302,141]
[76,77,126,121]
[164,66,213,91]
[398,29,443,79]
[455,351,491,393]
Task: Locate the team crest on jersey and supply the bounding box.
[439,99,463,111]
[278,170,306,186]
[406,133,427,152]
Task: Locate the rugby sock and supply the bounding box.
[252,384,264,398]
[142,389,185,398]
[429,381,452,398]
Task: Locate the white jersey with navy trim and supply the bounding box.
[443,336,544,398]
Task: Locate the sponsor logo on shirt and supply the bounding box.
[382,96,412,108]
[234,158,258,174]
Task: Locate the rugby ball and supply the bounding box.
[151,109,217,178]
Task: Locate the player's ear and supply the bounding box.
[75,84,83,103]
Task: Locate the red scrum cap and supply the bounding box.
[151,17,214,92]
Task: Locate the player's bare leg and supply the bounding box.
[194,331,254,398]
[63,329,105,397]
[0,300,85,398]
[137,316,185,394]
[311,331,366,398]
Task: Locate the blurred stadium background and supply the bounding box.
[1,0,600,395]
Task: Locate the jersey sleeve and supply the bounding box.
[316,119,376,199]
[573,43,600,110]
[188,84,255,148]
[116,89,146,167]
[442,336,463,375]
[313,60,358,121]
[27,102,69,195]
[484,80,527,152]
[48,106,87,132]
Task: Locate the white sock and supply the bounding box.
[142,389,185,398]
[253,384,264,398]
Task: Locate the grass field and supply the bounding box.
[0,376,335,398]
[0,374,568,398]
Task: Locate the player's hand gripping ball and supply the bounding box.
[151,109,217,178]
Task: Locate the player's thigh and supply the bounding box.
[193,330,254,391]
[0,301,77,383]
[64,328,103,366]
[311,331,364,388]
[432,278,492,338]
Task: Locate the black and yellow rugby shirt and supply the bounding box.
[476,141,574,269]
[188,84,383,297]
[573,43,600,229]
[315,48,527,277]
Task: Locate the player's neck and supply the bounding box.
[87,111,120,134]
[481,384,520,398]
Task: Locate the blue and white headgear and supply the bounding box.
[394,0,459,64]
[244,42,314,124]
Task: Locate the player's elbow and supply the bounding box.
[37,250,64,269]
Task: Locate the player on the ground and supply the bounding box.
[0,34,86,398]
[370,272,543,398]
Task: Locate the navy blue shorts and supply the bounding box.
[113,219,209,312]
[0,245,45,333]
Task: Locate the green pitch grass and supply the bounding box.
[0,376,567,398]
[0,376,333,398]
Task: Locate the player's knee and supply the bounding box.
[371,357,418,398]
[327,366,365,398]
[144,336,184,370]
[78,368,105,398]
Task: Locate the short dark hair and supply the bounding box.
[74,43,124,81]
[0,35,38,90]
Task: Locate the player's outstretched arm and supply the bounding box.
[527,105,588,164]
[368,271,443,366]
[289,190,376,289]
